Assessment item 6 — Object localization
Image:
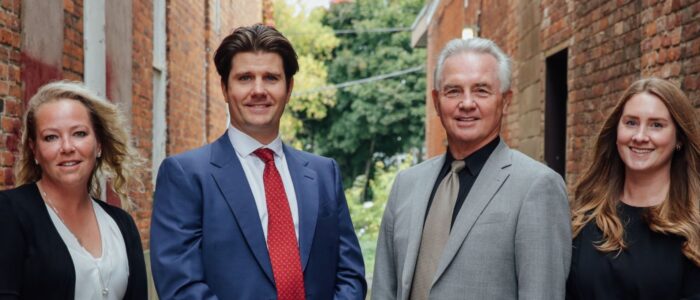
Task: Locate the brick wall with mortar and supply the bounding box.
[63,0,83,81]
[0,1,21,189]
[420,0,700,191]
[168,0,267,152]
[567,0,643,187]
[424,0,465,157]
[131,0,154,247]
[166,0,208,155]
[0,0,266,249]
[205,0,265,143]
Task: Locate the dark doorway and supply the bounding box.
[545,49,568,179]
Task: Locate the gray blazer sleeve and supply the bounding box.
[371,172,401,300]
[514,171,571,299]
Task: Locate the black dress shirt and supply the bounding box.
[566,202,700,300]
[425,137,500,228]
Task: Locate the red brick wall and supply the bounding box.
[205,0,267,143]
[0,0,266,249]
[205,1,233,143]
[566,0,643,185]
[63,0,83,80]
[131,0,154,247]
[166,0,207,155]
[0,0,21,189]
[680,1,700,105]
[422,0,700,189]
[424,0,463,157]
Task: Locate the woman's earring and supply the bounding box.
[676,144,682,151]
[34,159,38,165]
[97,150,102,158]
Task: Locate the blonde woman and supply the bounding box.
[0,81,147,299]
[567,78,700,299]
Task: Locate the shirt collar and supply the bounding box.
[227,125,284,158]
[446,136,500,176]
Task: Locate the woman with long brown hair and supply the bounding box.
[567,77,700,299]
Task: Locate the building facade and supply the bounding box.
[0,0,274,251]
[412,0,700,188]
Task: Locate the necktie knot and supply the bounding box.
[451,160,466,174]
[254,148,275,163]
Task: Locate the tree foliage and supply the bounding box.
[346,155,414,277]
[274,0,340,148]
[304,0,426,186]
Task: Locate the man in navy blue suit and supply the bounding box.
[150,24,366,300]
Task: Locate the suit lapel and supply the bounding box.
[433,141,512,283]
[209,134,274,283]
[401,155,445,296]
[283,145,319,271]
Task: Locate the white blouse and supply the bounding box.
[45,200,129,300]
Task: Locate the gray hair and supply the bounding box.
[433,37,512,93]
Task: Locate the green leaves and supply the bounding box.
[274,0,339,147]
[275,0,426,186]
[313,0,426,185]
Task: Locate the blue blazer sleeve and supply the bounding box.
[330,159,368,300]
[150,157,219,300]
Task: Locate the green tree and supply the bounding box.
[307,0,426,191]
[273,0,339,149]
[345,155,414,277]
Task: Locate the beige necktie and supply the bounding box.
[410,160,465,300]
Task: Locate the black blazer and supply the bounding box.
[0,183,147,299]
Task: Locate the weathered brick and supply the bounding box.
[424,0,700,191]
[0,0,267,247]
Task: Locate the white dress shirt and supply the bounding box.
[46,200,129,300]
[227,125,300,240]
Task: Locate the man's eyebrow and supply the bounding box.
[473,82,493,88]
[442,84,462,90]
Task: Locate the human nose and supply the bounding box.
[631,127,650,143]
[251,78,266,96]
[60,136,76,153]
[458,93,476,110]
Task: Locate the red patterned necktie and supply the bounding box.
[253,148,306,300]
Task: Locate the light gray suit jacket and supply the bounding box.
[371,141,571,300]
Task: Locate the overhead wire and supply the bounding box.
[292,65,424,97]
[286,24,419,97]
[285,27,411,36]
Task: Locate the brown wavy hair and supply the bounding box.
[15,80,143,204]
[571,77,700,266]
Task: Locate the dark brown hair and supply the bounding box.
[214,23,298,88]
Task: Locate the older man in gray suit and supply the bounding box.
[371,38,571,300]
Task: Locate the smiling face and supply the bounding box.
[616,92,678,175]
[222,51,293,144]
[32,99,101,189]
[432,51,511,158]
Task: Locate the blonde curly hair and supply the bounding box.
[15,80,143,204]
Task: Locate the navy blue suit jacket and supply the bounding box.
[150,134,366,300]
